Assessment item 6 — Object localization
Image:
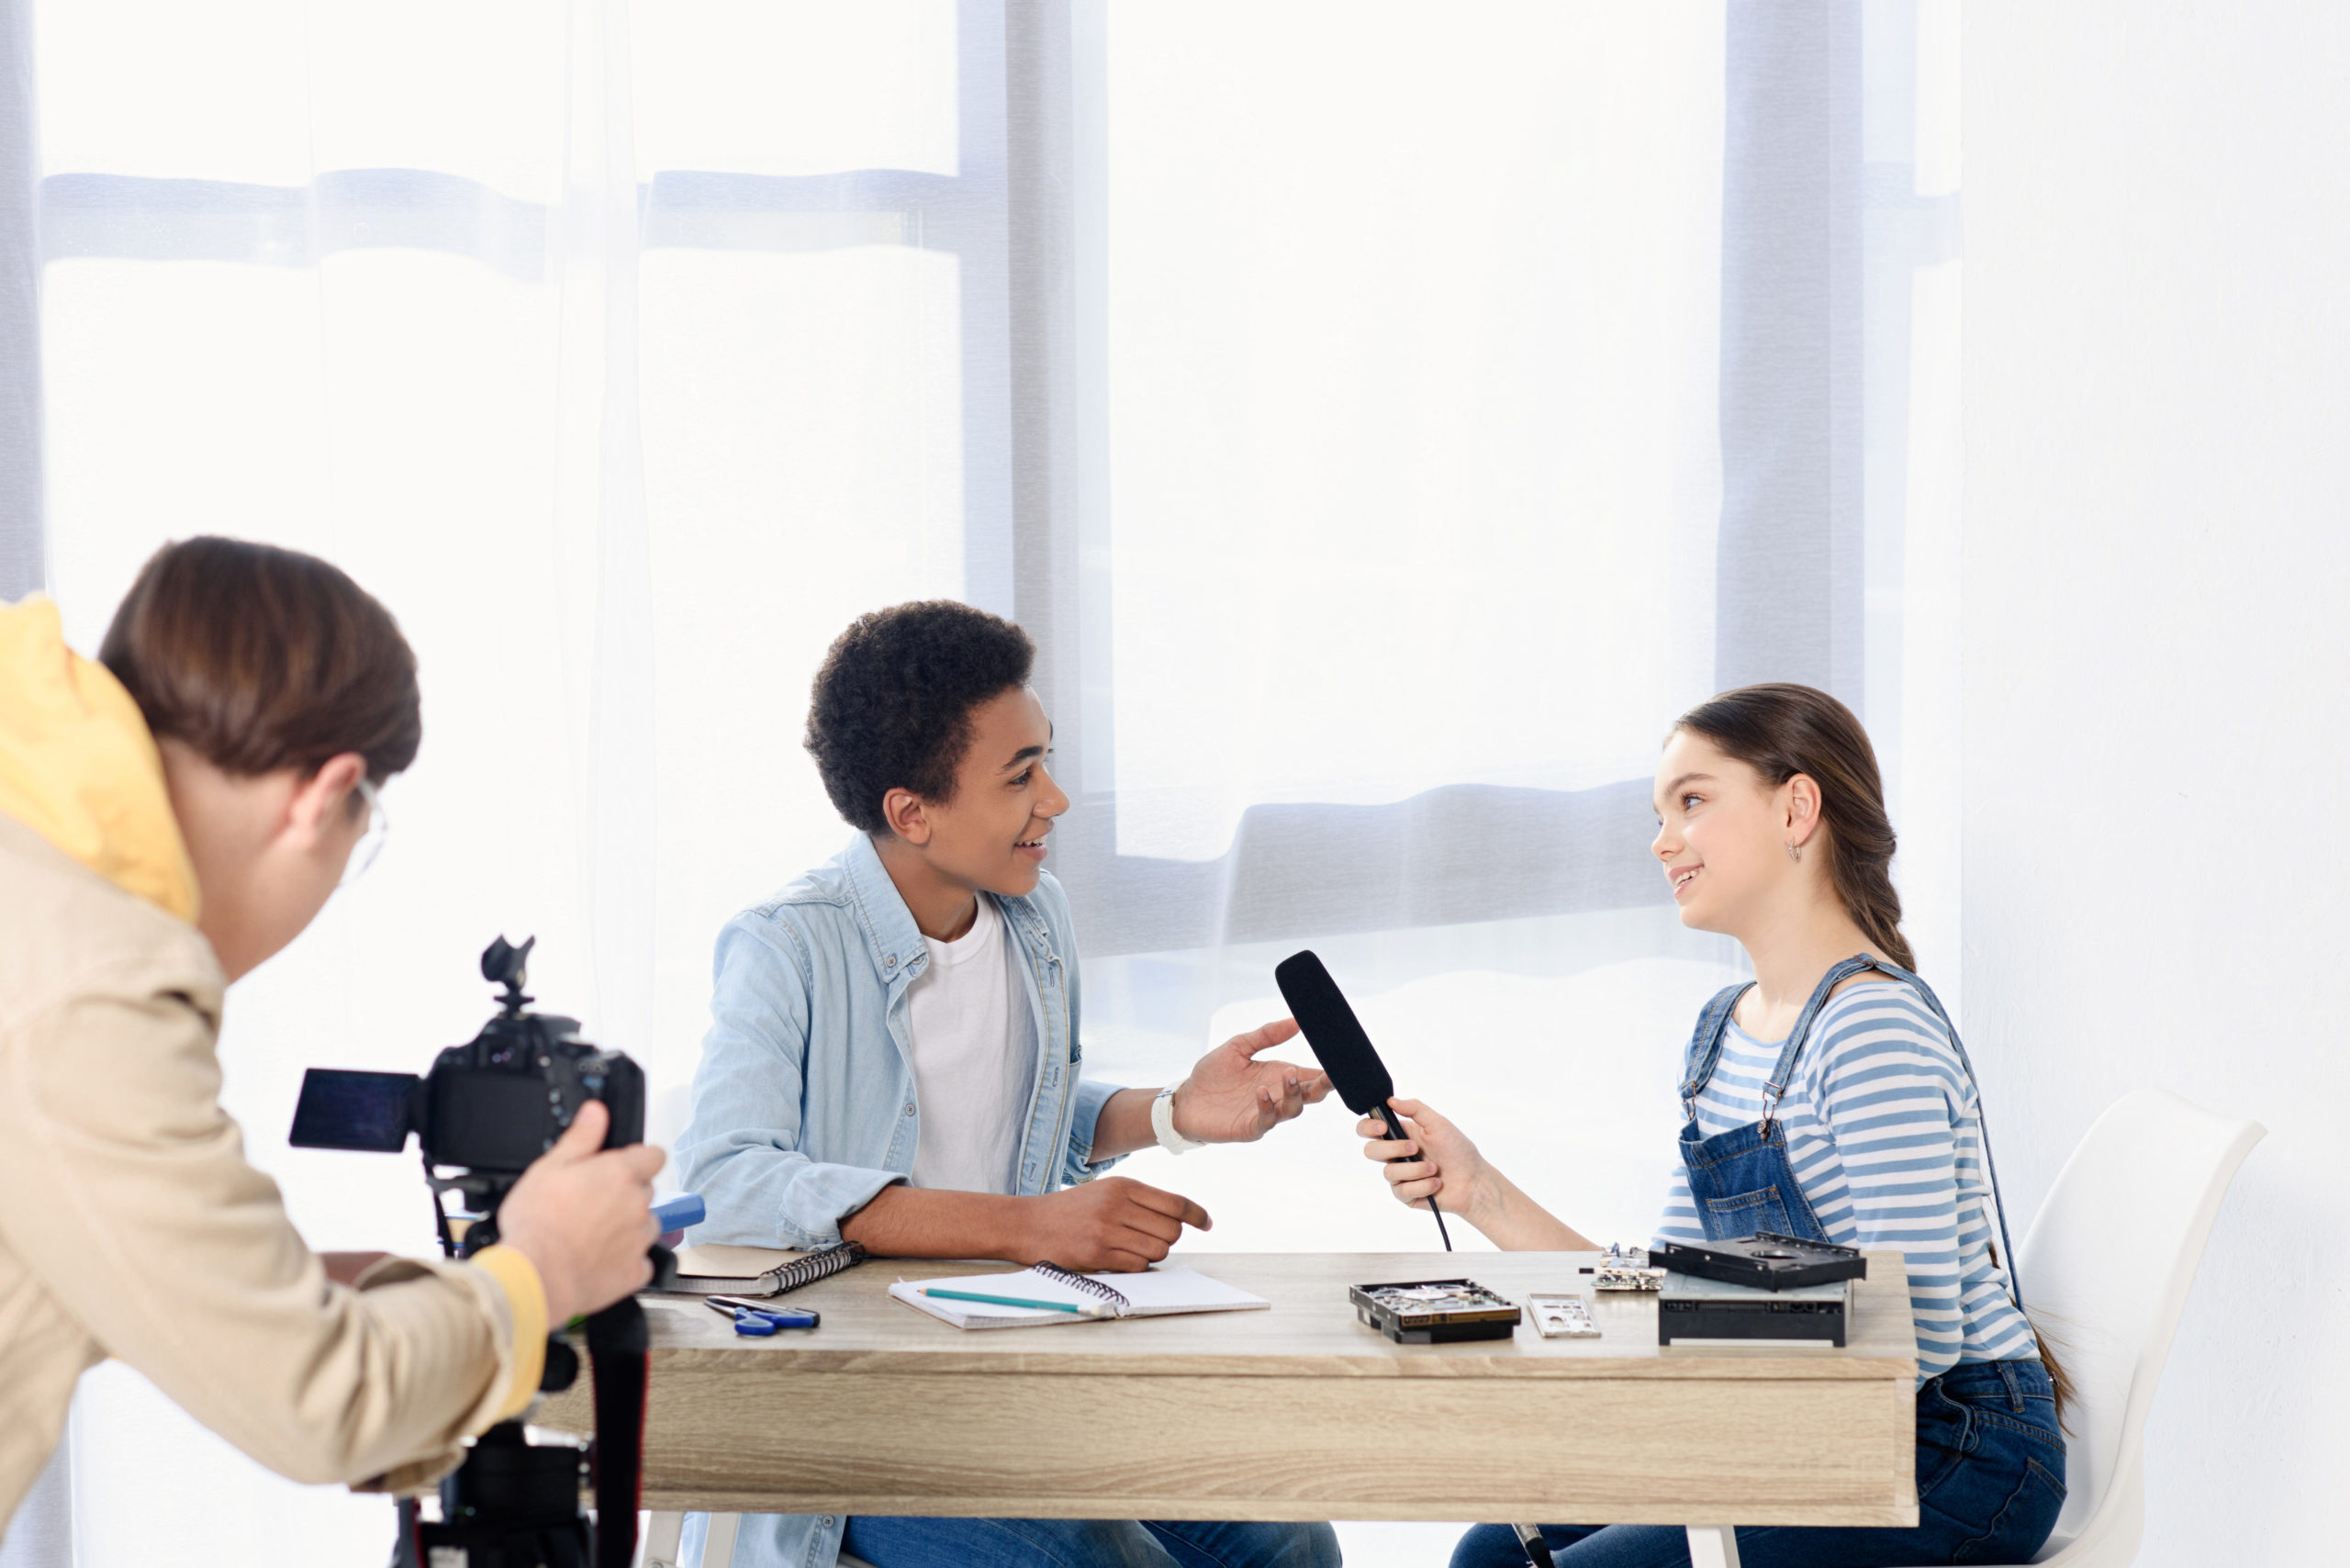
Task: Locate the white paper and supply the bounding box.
[889,1265,1268,1329]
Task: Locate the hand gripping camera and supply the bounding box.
[290,936,669,1568]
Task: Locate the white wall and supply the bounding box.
[1963,6,2349,1561]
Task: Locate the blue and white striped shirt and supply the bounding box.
[1654,980,2039,1384]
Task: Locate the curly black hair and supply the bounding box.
[805,600,1037,834]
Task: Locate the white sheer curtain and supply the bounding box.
[31,2,979,1562]
[1100,8,1725,860]
[11,5,1959,1566]
[1064,0,1737,1274]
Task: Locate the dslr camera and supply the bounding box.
[290,935,644,1248]
[290,936,663,1568]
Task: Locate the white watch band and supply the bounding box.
[1152,1085,1208,1155]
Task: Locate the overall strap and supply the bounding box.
[1758,955,1886,1127]
[1838,956,2031,1314]
[1678,981,1755,1114]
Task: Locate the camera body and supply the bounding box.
[290,935,643,1197]
[413,935,643,1176]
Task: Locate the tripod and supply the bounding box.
[392,1419,593,1568]
[388,1197,664,1568]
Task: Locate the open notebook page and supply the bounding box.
[889,1264,1268,1329]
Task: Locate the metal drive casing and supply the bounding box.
[1655,1273,1851,1347]
[1651,1232,1868,1292]
[1349,1279,1522,1344]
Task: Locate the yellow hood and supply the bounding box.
[0,597,199,922]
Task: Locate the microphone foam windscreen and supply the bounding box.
[1274,949,1395,1115]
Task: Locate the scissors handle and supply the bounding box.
[749,1307,820,1329]
[706,1296,820,1334]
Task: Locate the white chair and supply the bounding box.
[1991,1089,2264,1567]
[639,1510,698,1568]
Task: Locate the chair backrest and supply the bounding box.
[2013,1088,2264,1555]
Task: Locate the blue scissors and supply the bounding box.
[705,1294,820,1337]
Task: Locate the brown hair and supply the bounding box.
[1673,681,2076,1424]
[99,537,421,784]
[1673,682,1912,967]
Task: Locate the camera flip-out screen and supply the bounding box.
[289,1069,420,1153]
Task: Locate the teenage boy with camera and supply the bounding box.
[677,600,1339,1568]
[0,540,662,1544]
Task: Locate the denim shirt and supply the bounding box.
[676,832,1125,1251]
[673,837,1126,1568]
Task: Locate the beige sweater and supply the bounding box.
[0,813,542,1533]
[0,599,541,1540]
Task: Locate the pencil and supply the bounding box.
[920,1287,1110,1316]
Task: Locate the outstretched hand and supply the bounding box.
[1169,1017,1334,1144]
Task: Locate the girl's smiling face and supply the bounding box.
[1650,727,1813,937]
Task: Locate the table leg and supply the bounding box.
[1684,1524,1741,1568]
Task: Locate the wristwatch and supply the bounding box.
[1152,1084,1208,1155]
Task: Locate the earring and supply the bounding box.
[1785,840,1803,862]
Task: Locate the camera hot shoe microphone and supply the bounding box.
[1274,949,1451,1250]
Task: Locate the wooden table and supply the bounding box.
[538,1250,1916,1566]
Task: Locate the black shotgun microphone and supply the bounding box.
[1274,949,1451,1250]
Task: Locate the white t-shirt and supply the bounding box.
[903,895,1038,1195]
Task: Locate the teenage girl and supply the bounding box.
[1360,684,2068,1568]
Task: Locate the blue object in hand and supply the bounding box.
[652,1193,707,1234]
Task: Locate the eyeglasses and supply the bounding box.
[341,778,390,887]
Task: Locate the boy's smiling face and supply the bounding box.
[882,684,1068,902]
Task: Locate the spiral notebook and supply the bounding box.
[668,1240,867,1296]
[889,1262,1269,1328]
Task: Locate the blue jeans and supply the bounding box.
[1450,1360,2065,1568]
[842,1516,1341,1568]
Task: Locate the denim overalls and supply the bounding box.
[1673,954,2022,1268]
[1451,956,2071,1568]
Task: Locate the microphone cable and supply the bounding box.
[1371,1104,1450,1249]
[1365,1102,1453,1250]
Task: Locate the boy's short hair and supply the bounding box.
[805,600,1035,834]
[100,536,421,784]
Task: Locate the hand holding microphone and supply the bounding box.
[1278,949,1589,1256]
[1275,949,1454,1249]
[1356,1097,1489,1217]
